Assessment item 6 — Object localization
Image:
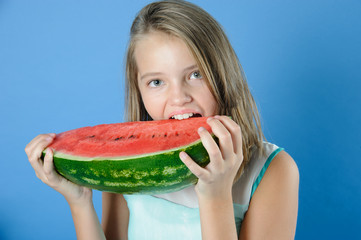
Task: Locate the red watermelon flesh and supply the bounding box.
[48,117,212,158]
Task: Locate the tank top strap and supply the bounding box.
[232,142,284,205]
[250,146,284,198]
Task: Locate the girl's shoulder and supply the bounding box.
[232,142,293,205]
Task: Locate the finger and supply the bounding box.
[197,126,224,169]
[179,151,209,180]
[214,116,243,156]
[26,134,56,180]
[25,133,56,160]
[35,136,56,161]
[206,117,234,160]
[25,133,56,153]
[28,155,46,181]
[25,134,45,156]
[43,148,61,185]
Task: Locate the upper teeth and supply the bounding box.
[171,113,194,120]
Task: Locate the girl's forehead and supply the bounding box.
[134,32,198,67]
[135,31,183,49]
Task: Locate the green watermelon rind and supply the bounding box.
[42,138,212,194]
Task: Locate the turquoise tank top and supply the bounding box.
[124,142,283,239]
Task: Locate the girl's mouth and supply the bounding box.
[170,113,202,120]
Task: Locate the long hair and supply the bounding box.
[125,0,265,180]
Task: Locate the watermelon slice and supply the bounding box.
[43,117,213,194]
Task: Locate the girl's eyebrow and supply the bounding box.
[139,64,198,81]
[140,72,163,81]
[183,64,198,72]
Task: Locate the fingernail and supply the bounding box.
[179,151,187,160]
[198,127,206,132]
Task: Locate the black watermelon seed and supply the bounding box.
[114,137,123,141]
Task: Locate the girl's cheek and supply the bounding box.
[143,96,165,119]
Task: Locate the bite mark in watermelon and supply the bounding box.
[43,117,214,194]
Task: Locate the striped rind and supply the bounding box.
[45,139,211,194]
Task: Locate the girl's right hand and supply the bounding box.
[25,133,93,206]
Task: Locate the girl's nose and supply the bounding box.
[169,84,192,106]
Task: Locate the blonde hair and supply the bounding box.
[125,0,265,180]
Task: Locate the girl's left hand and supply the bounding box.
[179,115,243,199]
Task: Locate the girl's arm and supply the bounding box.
[239,151,299,240]
[69,197,106,240]
[25,134,106,240]
[102,192,129,240]
[197,191,237,240]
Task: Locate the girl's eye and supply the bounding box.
[148,79,164,87]
[190,71,203,79]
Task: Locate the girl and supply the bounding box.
[25,1,299,239]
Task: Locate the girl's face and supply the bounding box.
[135,31,218,121]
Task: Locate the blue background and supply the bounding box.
[1,0,360,239]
